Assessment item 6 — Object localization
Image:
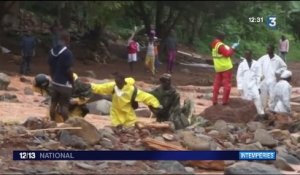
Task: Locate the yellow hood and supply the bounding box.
[125,77,135,86]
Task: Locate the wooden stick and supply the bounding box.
[27,127,82,132]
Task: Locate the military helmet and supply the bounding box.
[34,74,49,89]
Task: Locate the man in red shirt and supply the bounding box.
[210,33,237,105]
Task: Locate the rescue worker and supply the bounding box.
[149,73,193,130]
[237,50,266,119]
[211,32,238,105]
[257,44,287,111]
[90,72,162,127]
[270,70,292,115]
[33,73,92,122]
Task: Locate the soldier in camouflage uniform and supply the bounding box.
[33,73,93,122]
[149,73,194,129]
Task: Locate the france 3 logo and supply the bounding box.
[266,16,277,29]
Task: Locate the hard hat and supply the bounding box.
[34,74,50,88]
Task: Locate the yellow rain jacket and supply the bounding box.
[91,77,160,127]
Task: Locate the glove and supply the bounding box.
[149,105,163,114]
[231,42,239,49]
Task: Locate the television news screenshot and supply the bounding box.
[0,1,299,174]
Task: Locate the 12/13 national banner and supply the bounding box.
[13,150,276,161]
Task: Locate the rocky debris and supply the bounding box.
[24,87,34,95]
[0,93,18,102]
[23,117,56,130]
[156,161,188,174]
[213,120,228,137]
[289,120,300,133]
[178,131,212,150]
[224,162,283,175]
[290,133,300,145]
[75,162,95,171]
[184,166,195,173]
[274,157,296,171]
[84,70,97,79]
[268,129,290,142]
[59,131,88,149]
[135,108,152,118]
[100,138,114,149]
[41,140,61,150]
[0,73,10,90]
[180,68,191,74]
[20,76,32,84]
[238,142,264,150]
[59,118,101,147]
[201,98,257,123]
[254,129,278,147]
[247,121,265,132]
[86,100,112,115]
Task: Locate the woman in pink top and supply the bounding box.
[279,35,289,62]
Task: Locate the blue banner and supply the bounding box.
[13,150,276,161]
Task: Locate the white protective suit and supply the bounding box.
[257,54,287,110]
[237,59,264,115]
[270,79,292,113]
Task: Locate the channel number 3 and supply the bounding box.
[267,16,276,29]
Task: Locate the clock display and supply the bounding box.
[249,17,264,23]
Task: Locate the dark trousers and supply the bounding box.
[20,56,32,74]
[50,83,72,122]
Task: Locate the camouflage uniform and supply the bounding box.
[149,86,193,130]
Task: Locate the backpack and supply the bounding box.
[128,41,138,53]
[113,86,139,109]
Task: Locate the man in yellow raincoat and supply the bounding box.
[90,72,162,127]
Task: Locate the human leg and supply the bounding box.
[222,69,232,105]
[212,72,222,104]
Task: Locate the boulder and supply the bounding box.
[274,157,296,171]
[290,133,300,145]
[224,162,283,175]
[20,76,32,84]
[213,120,228,137]
[254,129,278,147]
[289,121,300,133]
[201,98,257,123]
[86,100,112,115]
[42,140,61,150]
[59,118,101,147]
[0,93,18,102]
[0,73,10,90]
[268,129,290,141]
[135,108,152,118]
[24,87,34,95]
[239,142,264,150]
[247,121,265,132]
[59,131,88,149]
[178,131,212,150]
[23,117,56,130]
[156,161,188,174]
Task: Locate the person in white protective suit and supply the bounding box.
[257,45,287,112]
[237,50,266,119]
[270,70,292,115]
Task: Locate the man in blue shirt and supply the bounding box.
[48,30,74,122]
[20,30,37,75]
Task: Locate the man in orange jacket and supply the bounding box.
[211,33,238,105]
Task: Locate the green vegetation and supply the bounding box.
[1,1,300,61]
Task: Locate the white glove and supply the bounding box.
[231,42,239,49]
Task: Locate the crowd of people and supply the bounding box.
[212,32,292,121]
[28,24,293,130]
